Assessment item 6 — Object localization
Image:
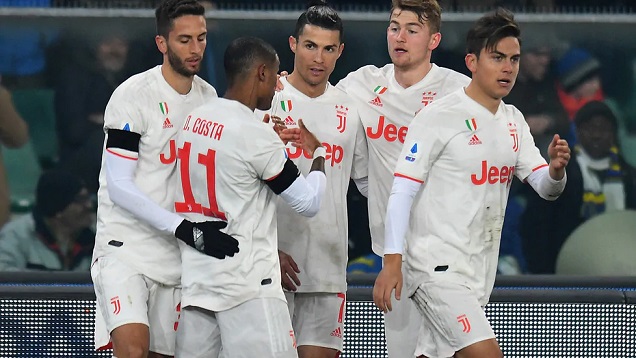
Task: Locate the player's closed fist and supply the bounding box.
[175,220,239,259]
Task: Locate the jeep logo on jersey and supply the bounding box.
[286,142,344,167]
[471,160,515,185]
[367,116,408,143]
[336,105,348,133]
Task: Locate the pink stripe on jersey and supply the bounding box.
[106,148,138,160]
[532,163,549,171]
[394,173,424,183]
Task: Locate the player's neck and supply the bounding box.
[464,82,501,114]
[393,61,432,88]
[224,86,256,111]
[161,63,194,95]
[287,72,328,98]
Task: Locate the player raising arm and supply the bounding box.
[174,36,327,358]
[374,8,569,358]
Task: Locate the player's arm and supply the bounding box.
[105,129,238,259]
[351,108,370,197]
[523,132,570,201]
[373,176,422,313]
[265,119,326,217]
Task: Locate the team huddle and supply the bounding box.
[90,0,571,357]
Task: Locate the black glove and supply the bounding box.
[175,220,239,259]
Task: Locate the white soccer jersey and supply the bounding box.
[337,64,470,256]
[270,77,368,293]
[93,65,217,286]
[394,89,547,305]
[175,98,289,312]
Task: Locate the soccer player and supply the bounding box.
[271,2,368,358]
[374,9,570,357]
[91,1,238,357]
[335,0,470,355]
[174,36,327,358]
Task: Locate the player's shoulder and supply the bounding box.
[500,101,526,123]
[192,75,218,97]
[430,64,471,87]
[341,64,392,84]
[111,66,160,99]
[415,89,466,122]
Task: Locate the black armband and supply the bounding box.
[266,159,300,195]
[106,129,141,152]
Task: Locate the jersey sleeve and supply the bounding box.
[393,110,445,183]
[103,86,146,136]
[250,125,288,181]
[513,111,549,181]
[350,107,369,180]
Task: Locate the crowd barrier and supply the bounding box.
[1,272,634,357]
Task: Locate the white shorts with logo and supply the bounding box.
[285,291,346,352]
[92,256,181,356]
[175,297,297,358]
[384,259,421,358]
[411,282,496,358]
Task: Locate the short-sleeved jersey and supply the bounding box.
[337,64,470,256]
[394,89,547,305]
[93,65,217,286]
[269,77,368,293]
[175,98,289,312]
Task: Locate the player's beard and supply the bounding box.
[167,46,199,78]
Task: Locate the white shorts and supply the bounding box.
[285,291,346,352]
[411,282,495,358]
[384,259,421,358]
[92,256,181,356]
[175,297,297,358]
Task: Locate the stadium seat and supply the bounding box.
[10,88,58,168]
[556,210,636,275]
[3,140,42,213]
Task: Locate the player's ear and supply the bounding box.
[337,42,344,59]
[155,35,167,55]
[257,63,268,82]
[429,32,441,51]
[465,53,477,73]
[289,36,297,53]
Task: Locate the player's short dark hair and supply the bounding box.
[155,0,205,38]
[466,8,520,58]
[293,0,344,43]
[391,0,442,34]
[224,36,278,88]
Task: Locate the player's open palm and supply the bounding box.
[278,250,301,291]
[373,263,403,313]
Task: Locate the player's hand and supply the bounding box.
[373,254,403,313]
[276,71,289,92]
[547,134,570,180]
[292,119,322,156]
[175,220,239,259]
[279,250,301,291]
[263,113,300,144]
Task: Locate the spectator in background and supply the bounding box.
[55,31,134,194]
[521,101,636,274]
[0,169,94,271]
[556,47,604,121]
[0,85,29,228]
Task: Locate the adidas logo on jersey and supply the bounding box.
[369,96,383,107]
[163,118,173,129]
[284,116,296,126]
[468,134,482,145]
[330,327,342,338]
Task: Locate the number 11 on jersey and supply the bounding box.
[174,141,227,220]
